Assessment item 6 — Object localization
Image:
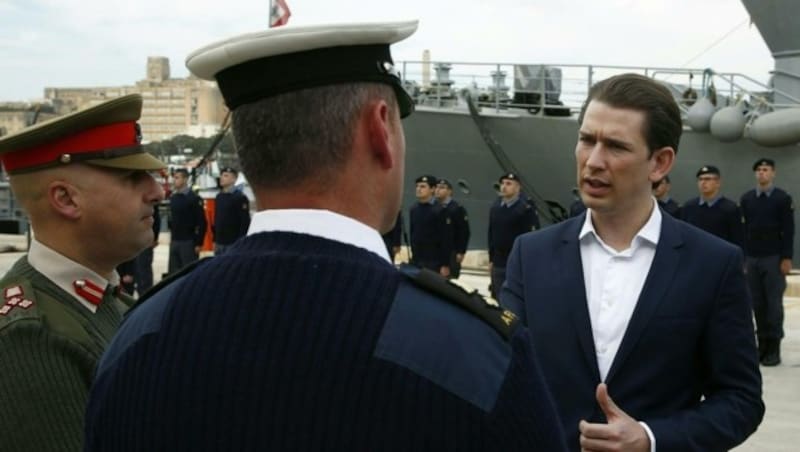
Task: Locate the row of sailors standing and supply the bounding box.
[382,172,540,300]
[394,175,471,279]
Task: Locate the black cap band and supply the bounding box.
[216,44,414,117]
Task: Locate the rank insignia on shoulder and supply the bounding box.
[1,285,35,317]
[397,264,520,341]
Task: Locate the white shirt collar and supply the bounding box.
[579,198,661,250]
[27,239,120,313]
[247,209,391,263]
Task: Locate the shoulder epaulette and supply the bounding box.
[0,279,40,327]
[129,257,213,313]
[0,277,93,347]
[397,264,520,341]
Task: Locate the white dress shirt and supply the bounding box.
[27,239,120,313]
[579,200,661,452]
[247,209,391,263]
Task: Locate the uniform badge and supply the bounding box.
[73,279,106,306]
[1,286,34,316]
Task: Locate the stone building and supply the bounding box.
[43,56,226,142]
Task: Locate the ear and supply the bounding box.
[365,100,394,170]
[649,146,675,183]
[47,181,82,220]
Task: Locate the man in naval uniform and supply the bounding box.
[740,158,795,366]
[488,172,539,299]
[212,166,250,254]
[409,174,453,276]
[0,94,165,452]
[167,167,207,274]
[680,165,744,250]
[435,178,470,278]
[652,175,680,217]
[84,21,567,451]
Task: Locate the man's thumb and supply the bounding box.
[596,383,620,420]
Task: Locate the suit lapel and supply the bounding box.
[559,215,601,382]
[605,213,684,383]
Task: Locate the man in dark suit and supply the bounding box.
[501,73,764,451]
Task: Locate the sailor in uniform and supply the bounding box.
[652,175,680,217]
[212,166,250,254]
[680,165,744,250]
[84,21,567,451]
[409,174,453,277]
[167,167,207,274]
[435,178,470,278]
[0,94,165,452]
[488,172,539,298]
[740,158,795,366]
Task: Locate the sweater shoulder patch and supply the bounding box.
[374,265,517,412]
[396,264,519,340]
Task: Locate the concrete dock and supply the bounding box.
[1,233,798,450]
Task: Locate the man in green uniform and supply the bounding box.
[0,94,165,451]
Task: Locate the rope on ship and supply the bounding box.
[464,93,567,223]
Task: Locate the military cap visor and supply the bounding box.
[416,175,437,185]
[499,173,519,183]
[696,165,720,178]
[0,94,165,174]
[436,179,452,188]
[185,20,418,118]
[753,158,775,171]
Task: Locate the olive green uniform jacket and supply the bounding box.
[0,247,131,452]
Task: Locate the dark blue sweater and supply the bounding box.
[740,188,795,258]
[213,190,250,245]
[680,196,744,251]
[168,190,207,245]
[85,232,566,451]
[488,198,539,266]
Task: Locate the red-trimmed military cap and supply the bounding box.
[0,94,165,174]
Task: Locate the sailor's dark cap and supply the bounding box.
[416,175,437,186]
[753,158,775,170]
[499,172,520,183]
[220,166,238,174]
[0,94,165,175]
[185,21,418,118]
[436,178,452,188]
[696,165,720,178]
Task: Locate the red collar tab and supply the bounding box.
[73,279,106,306]
[1,121,139,172]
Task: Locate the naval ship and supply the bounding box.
[398,0,800,259]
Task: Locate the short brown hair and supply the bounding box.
[578,73,682,156]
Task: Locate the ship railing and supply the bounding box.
[397,60,788,117]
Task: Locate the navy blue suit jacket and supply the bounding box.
[501,211,764,452]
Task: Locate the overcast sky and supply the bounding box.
[0,0,775,102]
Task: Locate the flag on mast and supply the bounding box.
[270,0,291,27]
